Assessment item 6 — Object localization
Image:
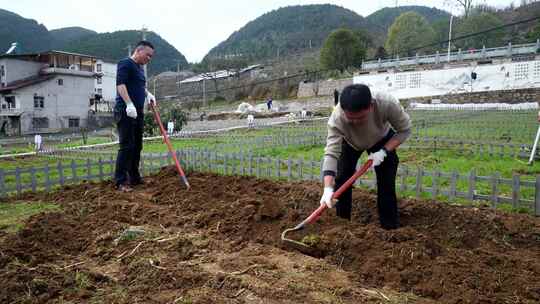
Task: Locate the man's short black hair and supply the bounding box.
[340,84,372,112]
[135,40,155,50]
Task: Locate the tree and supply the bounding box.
[374,46,388,59]
[385,12,436,57]
[320,28,367,73]
[454,12,505,49]
[445,0,475,18]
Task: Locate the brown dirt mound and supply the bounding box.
[1,167,539,303]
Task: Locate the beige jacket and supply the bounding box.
[322,91,411,174]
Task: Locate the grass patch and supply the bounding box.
[0,201,61,233]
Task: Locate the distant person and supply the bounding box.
[247,114,255,128]
[319,84,411,230]
[34,134,42,152]
[167,120,174,135]
[301,108,307,119]
[113,40,156,192]
[334,89,339,106]
[200,111,206,121]
[266,97,273,111]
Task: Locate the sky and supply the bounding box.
[0,0,522,62]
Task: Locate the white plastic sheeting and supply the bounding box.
[410,102,539,110]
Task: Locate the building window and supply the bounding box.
[68,118,80,128]
[34,95,45,108]
[57,78,63,86]
[514,63,529,80]
[395,74,407,89]
[32,117,49,129]
[97,77,102,84]
[97,88,102,95]
[5,96,16,108]
[96,64,102,72]
[534,61,540,79]
[0,65,4,77]
[409,72,421,88]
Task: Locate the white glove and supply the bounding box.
[126,102,137,119]
[320,186,336,208]
[147,92,156,106]
[368,149,387,167]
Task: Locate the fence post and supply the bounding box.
[400,165,408,192]
[432,169,439,198]
[535,175,540,216]
[86,159,91,181]
[491,172,500,208]
[256,156,261,178]
[298,157,303,180]
[71,160,77,183]
[15,167,22,195]
[276,158,281,179]
[310,155,314,181]
[449,171,458,200]
[415,167,423,198]
[468,169,476,200]
[45,164,51,192]
[98,158,104,181]
[240,151,245,175]
[58,161,65,187]
[287,157,292,181]
[30,167,37,192]
[0,169,4,198]
[512,173,520,210]
[248,152,253,176]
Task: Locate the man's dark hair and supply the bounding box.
[135,40,154,50]
[340,84,372,112]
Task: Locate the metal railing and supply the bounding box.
[362,41,540,70]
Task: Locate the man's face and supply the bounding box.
[343,103,373,124]
[134,46,154,65]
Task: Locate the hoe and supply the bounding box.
[150,102,190,189]
[281,159,373,255]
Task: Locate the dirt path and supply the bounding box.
[1,167,539,303]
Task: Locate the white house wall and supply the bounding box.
[353,59,540,99]
[95,60,117,102]
[16,75,94,134]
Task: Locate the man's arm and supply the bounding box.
[117,84,133,105]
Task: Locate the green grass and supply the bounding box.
[0,201,61,233]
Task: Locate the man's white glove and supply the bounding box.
[368,149,387,167]
[147,92,156,106]
[320,186,336,208]
[126,102,137,119]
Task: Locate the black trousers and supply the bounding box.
[334,131,400,229]
[114,108,144,186]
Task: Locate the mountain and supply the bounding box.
[0,9,52,53]
[59,30,189,76]
[50,26,97,49]
[203,4,382,63]
[366,5,451,33]
[0,9,188,76]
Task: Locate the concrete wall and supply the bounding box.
[402,88,540,105]
[0,59,44,86]
[15,75,93,134]
[353,58,540,99]
[297,78,353,98]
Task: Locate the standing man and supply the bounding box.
[167,120,174,135]
[266,97,273,111]
[333,89,339,106]
[320,84,411,230]
[114,40,156,192]
[34,133,42,152]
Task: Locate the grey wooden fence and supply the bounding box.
[1,148,539,216]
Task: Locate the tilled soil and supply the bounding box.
[1,167,539,303]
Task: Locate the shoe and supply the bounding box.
[117,184,133,192]
[130,179,144,187]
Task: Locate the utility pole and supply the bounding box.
[447,15,453,63]
[141,26,148,82]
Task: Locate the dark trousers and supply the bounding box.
[334,132,400,229]
[114,109,144,186]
